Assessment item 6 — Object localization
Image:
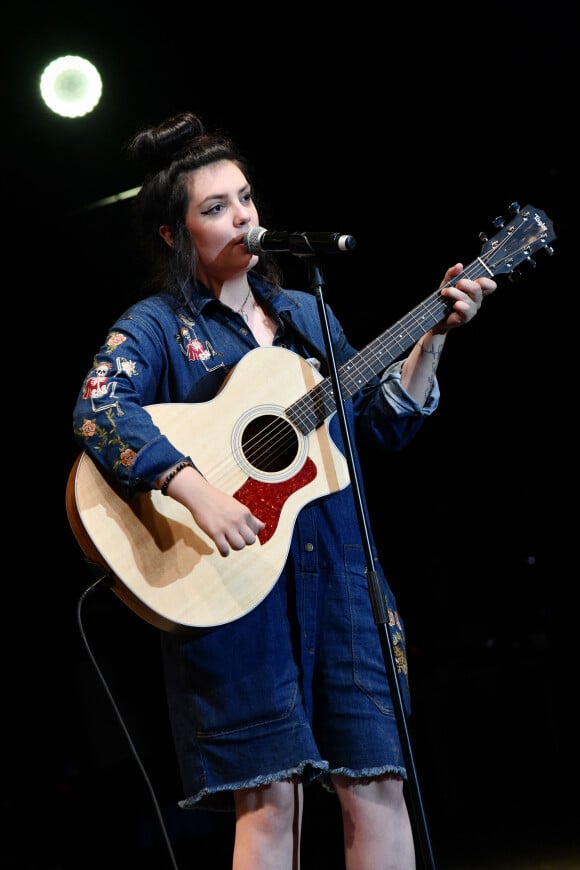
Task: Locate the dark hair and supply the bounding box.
[126,111,281,300]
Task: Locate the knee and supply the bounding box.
[333,773,406,813]
[235,779,303,835]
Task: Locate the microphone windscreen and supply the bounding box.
[244,226,267,254]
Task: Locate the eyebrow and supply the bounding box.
[198,183,251,208]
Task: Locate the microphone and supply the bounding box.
[244,227,356,255]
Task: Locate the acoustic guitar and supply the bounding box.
[66,203,555,633]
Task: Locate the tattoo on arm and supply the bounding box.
[418,340,442,402]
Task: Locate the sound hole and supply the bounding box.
[241,414,299,473]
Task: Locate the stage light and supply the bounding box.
[39,55,102,118]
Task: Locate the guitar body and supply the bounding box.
[67,346,350,632]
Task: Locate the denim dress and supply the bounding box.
[72,273,439,811]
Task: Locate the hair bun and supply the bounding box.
[128,111,205,174]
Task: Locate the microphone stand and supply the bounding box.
[295,252,437,870]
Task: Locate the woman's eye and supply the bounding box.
[203,203,224,215]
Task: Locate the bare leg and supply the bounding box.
[232,779,303,870]
[333,774,415,870]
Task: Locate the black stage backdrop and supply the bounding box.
[6,3,578,867]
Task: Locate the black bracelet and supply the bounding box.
[160,458,195,496]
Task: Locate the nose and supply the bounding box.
[234,202,252,226]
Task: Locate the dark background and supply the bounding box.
[5,3,577,868]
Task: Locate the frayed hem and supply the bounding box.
[319,765,407,794]
[178,759,329,812]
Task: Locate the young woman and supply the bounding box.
[72,111,496,869]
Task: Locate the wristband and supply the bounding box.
[160,458,195,496]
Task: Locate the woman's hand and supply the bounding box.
[163,465,266,557]
[401,263,497,403]
[435,262,497,333]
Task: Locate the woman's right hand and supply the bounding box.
[164,466,266,557]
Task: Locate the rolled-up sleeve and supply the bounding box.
[380,360,439,416]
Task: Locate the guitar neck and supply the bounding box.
[335,255,500,403]
[285,198,557,438]
[286,278,462,435]
[286,288,446,435]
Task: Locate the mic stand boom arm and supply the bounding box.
[297,254,437,870]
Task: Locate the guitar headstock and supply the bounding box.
[479,202,556,281]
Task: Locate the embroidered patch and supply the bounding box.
[176,321,225,373]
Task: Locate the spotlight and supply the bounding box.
[40,55,102,118]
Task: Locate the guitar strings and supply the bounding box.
[206,216,541,483]
[223,253,510,474]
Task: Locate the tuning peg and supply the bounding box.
[493,202,522,230]
[509,255,538,282]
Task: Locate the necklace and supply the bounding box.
[237,288,253,322]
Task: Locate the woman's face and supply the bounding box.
[183,159,260,290]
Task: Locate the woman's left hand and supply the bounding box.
[437,262,497,332]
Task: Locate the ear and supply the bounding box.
[159,225,175,248]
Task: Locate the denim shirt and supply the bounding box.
[72,273,439,508]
